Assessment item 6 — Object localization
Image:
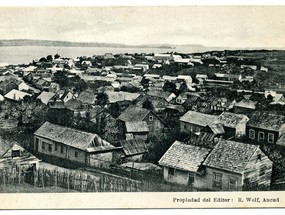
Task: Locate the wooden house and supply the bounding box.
[214,112,249,138]
[234,99,257,116]
[246,112,285,144]
[0,139,40,170]
[202,140,273,191]
[180,111,218,134]
[124,121,149,141]
[36,91,56,105]
[0,78,20,95]
[34,78,50,91]
[4,89,32,102]
[119,139,148,162]
[159,141,211,186]
[33,122,120,168]
[118,106,165,138]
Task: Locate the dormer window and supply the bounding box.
[149,116,153,122]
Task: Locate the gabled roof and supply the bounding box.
[34,122,115,152]
[159,141,211,173]
[118,106,151,122]
[65,98,83,111]
[247,112,285,131]
[125,121,149,133]
[196,132,220,148]
[203,140,259,174]
[147,91,175,102]
[276,134,285,147]
[235,99,257,109]
[105,91,141,103]
[203,123,225,135]
[37,91,55,105]
[119,139,148,156]
[180,111,218,127]
[4,89,32,101]
[215,112,248,128]
[77,90,96,105]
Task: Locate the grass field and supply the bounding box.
[0,183,77,193]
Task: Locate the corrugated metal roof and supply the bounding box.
[120,139,148,156]
[159,141,211,173]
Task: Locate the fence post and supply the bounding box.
[67,171,70,192]
[18,166,21,185]
[41,169,44,188]
[80,173,83,192]
[3,169,6,187]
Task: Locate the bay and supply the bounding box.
[0,46,214,65]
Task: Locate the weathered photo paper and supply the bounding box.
[0,5,285,209]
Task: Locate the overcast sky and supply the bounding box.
[0,6,284,48]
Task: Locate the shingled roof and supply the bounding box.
[125,121,149,133]
[34,122,115,152]
[105,91,140,103]
[215,112,248,128]
[159,141,211,173]
[37,91,55,105]
[235,99,257,109]
[119,139,148,156]
[118,106,151,122]
[203,140,259,174]
[247,112,285,131]
[180,111,218,127]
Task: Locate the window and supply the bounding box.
[75,151,78,158]
[42,142,46,150]
[258,132,265,141]
[228,177,237,191]
[60,145,64,154]
[55,143,58,151]
[257,154,262,160]
[48,144,52,152]
[268,133,274,143]
[249,129,255,139]
[11,150,21,158]
[213,172,222,189]
[168,167,175,176]
[149,116,153,122]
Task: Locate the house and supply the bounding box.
[135,93,170,113]
[246,112,285,144]
[18,82,30,91]
[65,98,85,117]
[0,139,40,170]
[0,78,20,95]
[234,99,257,115]
[59,91,75,103]
[118,106,165,138]
[159,141,211,186]
[77,90,97,108]
[36,91,56,105]
[176,92,200,105]
[147,91,176,103]
[4,89,32,101]
[209,97,236,112]
[214,112,249,138]
[177,75,192,83]
[34,78,50,90]
[202,140,272,191]
[119,139,148,162]
[33,122,120,168]
[124,121,149,141]
[214,73,242,81]
[180,111,218,134]
[133,64,149,72]
[105,91,141,104]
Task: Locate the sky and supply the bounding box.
[0,6,285,48]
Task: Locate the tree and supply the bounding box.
[39,57,47,62]
[108,103,121,118]
[142,99,154,110]
[163,80,177,93]
[96,92,109,107]
[54,53,60,59]
[46,55,53,62]
[141,77,149,89]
